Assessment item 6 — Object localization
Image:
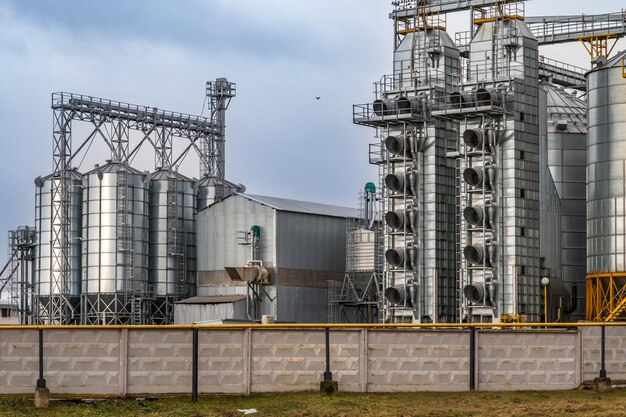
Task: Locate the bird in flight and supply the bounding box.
[316,97,320,100]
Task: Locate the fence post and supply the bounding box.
[594,324,611,392]
[469,327,476,391]
[34,328,49,408]
[192,328,199,402]
[320,326,338,394]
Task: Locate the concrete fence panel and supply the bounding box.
[0,329,39,394]
[477,330,580,390]
[367,330,469,392]
[582,326,626,382]
[127,329,192,394]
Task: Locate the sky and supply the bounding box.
[0,0,624,262]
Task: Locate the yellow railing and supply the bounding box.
[0,321,624,331]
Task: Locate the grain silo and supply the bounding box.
[541,81,587,321]
[81,160,150,324]
[586,51,626,321]
[33,169,83,323]
[149,169,196,323]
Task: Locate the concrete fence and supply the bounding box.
[0,324,623,396]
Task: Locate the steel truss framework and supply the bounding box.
[43,89,227,324]
[586,272,626,322]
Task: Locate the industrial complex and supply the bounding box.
[2,0,626,327]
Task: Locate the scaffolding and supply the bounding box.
[1,228,36,324]
[328,187,383,323]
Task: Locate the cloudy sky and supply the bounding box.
[0,0,624,260]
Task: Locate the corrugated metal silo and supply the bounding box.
[542,81,587,321]
[81,161,150,324]
[149,169,196,323]
[586,51,626,320]
[34,169,83,322]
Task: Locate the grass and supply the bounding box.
[1,389,626,417]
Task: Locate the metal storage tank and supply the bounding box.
[586,51,626,321]
[541,81,587,321]
[196,177,243,211]
[34,169,83,323]
[81,160,150,324]
[149,169,196,323]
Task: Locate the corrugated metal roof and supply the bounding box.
[238,193,358,218]
[175,295,246,304]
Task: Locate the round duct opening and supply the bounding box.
[384,286,407,305]
[463,129,484,149]
[463,245,485,265]
[384,174,404,193]
[463,206,484,226]
[373,99,386,116]
[449,91,463,107]
[385,249,405,268]
[475,88,492,106]
[396,96,412,114]
[385,211,405,230]
[385,135,405,156]
[463,168,484,188]
[463,283,485,304]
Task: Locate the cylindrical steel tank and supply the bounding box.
[587,53,626,275]
[541,81,587,321]
[149,169,196,301]
[34,169,83,299]
[81,161,149,322]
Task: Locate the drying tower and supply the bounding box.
[355,2,461,323]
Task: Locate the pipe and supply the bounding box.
[564,284,578,315]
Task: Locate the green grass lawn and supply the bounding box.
[1,389,625,417]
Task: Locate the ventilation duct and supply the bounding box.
[385,247,417,270]
[463,283,486,304]
[463,245,486,265]
[463,128,485,149]
[450,91,474,108]
[463,282,494,305]
[385,285,408,305]
[475,88,503,107]
[373,99,397,116]
[463,167,490,190]
[385,209,418,233]
[385,281,417,307]
[385,134,420,158]
[463,206,487,227]
[396,96,412,114]
[384,171,418,195]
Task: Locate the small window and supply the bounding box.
[519,227,526,236]
[519,189,526,198]
[1,308,8,318]
[519,112,525,122]
[519,151,525,160]
[519,265,526,275]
